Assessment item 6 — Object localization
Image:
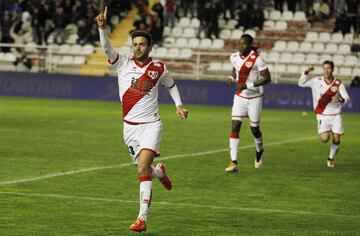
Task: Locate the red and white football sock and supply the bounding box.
[229,133,239,162]
[138,175,152,222]
[329,141,340,160]
[151,165,164,178]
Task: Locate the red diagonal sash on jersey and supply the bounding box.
[236,52,259,95]
[122,62,165,118]
[314,79,341,114]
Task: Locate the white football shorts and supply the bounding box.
[316,114,344,135]
[231,95,263,127]
[123,120,163,164]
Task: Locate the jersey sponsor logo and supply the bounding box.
[153,62,162,67]
[331,86,338,92]
[245,61,253,68]
[148,71,159,80]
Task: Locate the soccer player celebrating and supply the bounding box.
[299,61,350,168]
[96,7,188,232]
[225,34,271,172]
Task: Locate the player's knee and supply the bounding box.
[231,120,242,133]
[250,126,262,138]
[332,138,341,145]
[320,136,329,143]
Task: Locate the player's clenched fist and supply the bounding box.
[96,6,107,30]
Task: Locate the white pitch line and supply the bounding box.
[0,190,358,219]
[0,136,317,186]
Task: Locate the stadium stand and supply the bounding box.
[0,0,358,84]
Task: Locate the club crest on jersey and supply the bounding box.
[331,86,338,92]
[153,62,161,67]
[250,55,256,59]
[148,71,158,79]
[245,61,253,68]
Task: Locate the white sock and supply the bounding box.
[151,165,163,178]
[138,177,152,222]
[329,143,340,160]
[254,137,263,152]
[229,138,239,162]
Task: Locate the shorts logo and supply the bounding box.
[331,86,338,92]
[245,61,253,68]
[148,71,158,79]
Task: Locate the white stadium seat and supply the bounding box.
[292,53,305,64]
[175,38,188,48]
[163,26,171,37]
[212,39,224,49]
[208,62,222,71]
[163,37,176,47]
[73,55,86,65]
[59,44,71,54]
[230,29,243,40]
[222,62,233,71]
[220,29,232,39]
[330,32,343,43]
[153,47,167,58]
[167,48,180,59]
[332,55,344,66]
[198,38,212,49]
[178,17,190,27]
[306,53,318,64]
[60,55,73,65]
[318,32,331,42]
[269,10,281,20]
[293,11,306,21]
[4,52,16,62]
[286,41,299,52]
[338,44,351,54]
[263,20,275,30]
[305,32,318,42]
[286,64,299,73]
[299,42,312,52]
[82,44,94,55]
[267,52,280,63]
[339,67,352,76]
[325,43,338,54]
[191,18,200,28]
[179,48,193,59]
[343,33,353,43]
[226,19,237,29]
[281,11,293,21]
[244,29,256,38]
[344,55,358,67]
[319,54,332,63]
[274,21,287,31]
[183,28,196,38]
[352,68,360,77]
[272,40,287,52]
[312,42,325,53]
[70,44,82,55]
[279,52,293,63]
[274,64,286,73]
[188,38,200,48]
[171,27,183,38]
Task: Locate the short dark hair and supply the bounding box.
[241,34,253,45]
[131,30,152,45]
[322,60,334,70]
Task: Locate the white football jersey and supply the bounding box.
[230,50,268,98]
[110,54,174,123]
[298,73,350,115]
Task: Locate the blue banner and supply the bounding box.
[0,72,359,112]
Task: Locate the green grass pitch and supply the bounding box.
[0,96,359,235]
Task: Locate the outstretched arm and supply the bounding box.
[164,78,188,120]
[96,7,118,63]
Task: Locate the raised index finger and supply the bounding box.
[103,6,108,18]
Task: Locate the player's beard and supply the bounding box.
[135,51,149,62]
